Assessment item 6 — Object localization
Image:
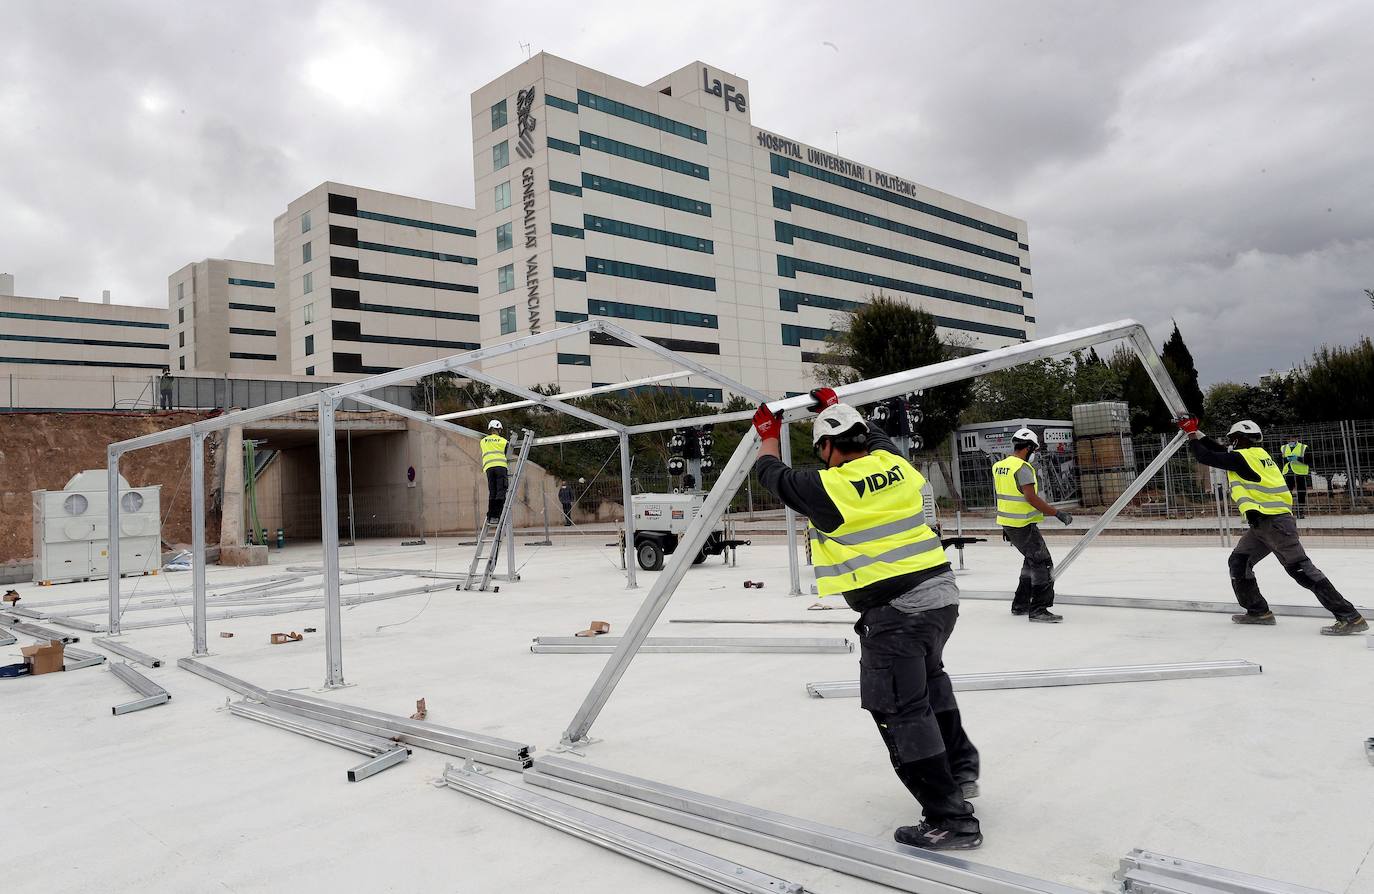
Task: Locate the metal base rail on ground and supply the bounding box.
[62,646,107,670]
[462,429,533,592]
[961,590,1374,620]
[526,756,1088,894]
[806,660,1262,699]
[0,628,15,646]
[560,319,1189,747]
[0,613,80,643]
[109,662,170,714]
[442,765,806,894]
[263,690,533,772]
[1115,848,1326,894]
[531,636,853,654]
[106,320,768,686]
[227,700,410,782]
[177,657,268,699]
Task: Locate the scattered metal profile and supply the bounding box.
[227,700,410,782]
[528,756,1086,894]
[92,636,163,668]
[442,765,807,894]
[1115,848,1326,894]
[0,613,80,643]
[264,690,532,771]
[33,614,105,633]
[670,618,850,626]
[531,636,853,654]
[110,662,170,714]
[177,657,268,700]
[961,590,1374,620]
[3,606,48,619]
[806,660,1263,699]
[62,646,107,670]
[0,628,15,646]
[106,582,453,632]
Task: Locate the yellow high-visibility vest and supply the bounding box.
[993,455,1043,528]
[480,434,509,471]
[1229,447,1292,516]
[1281,442,1310,476]
[808,450,946,597]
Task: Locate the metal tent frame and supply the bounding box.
[559,319,1190,746]
[104,320,767,688]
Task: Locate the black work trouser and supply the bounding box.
[159,390,172,410]
[561,501,573,525]
[856,603,978,831]
[1284,474,1309,516]
[1003,524,1055,611]
[485,467,508,522]
[1228,513,1360,621]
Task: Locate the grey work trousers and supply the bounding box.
[1003,523,1055,611]
[1228,513,1360,621]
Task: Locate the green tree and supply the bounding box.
[1291,336,1374,422]
[1161,323,1207,417]
[1201,379,1299,431]
[814,294,972,446]
[1070,348,1124,405]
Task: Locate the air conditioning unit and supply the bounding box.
[32,470,162,585]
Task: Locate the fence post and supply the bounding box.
[1339,420,1358,511]
[1160,434,1171,515]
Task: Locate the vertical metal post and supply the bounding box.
[746,475,753,521]
[107,449,122,635]
[1054,431,1188,581]
[541,481,552,544]
[779,424,802,596]
[955,510,966,571]
[190,432,208,656]
[318,395,345,688]
[1214,480,1227,548]
[505,470,518,582]
[620,434,637,590]
[1160,434,1172,515]
[1340,421,1358,511]
[950,432,963,509]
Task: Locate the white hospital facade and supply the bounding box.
[4,54,1034,407]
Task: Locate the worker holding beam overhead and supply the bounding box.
[751,386,982,851]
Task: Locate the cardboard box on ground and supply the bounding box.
[21,640,64,674]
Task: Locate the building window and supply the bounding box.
[491,99,508,129]
[581,173,711,217]
[493,140,510,171]
[500,305,516,335]
[177,282,184,301]
[302,242,312,263]
[498,264,515,293]
[303,272,313,294]
[305,334,314,356]
[178,332,185,348]
[306,366,315,376]
[557,353,592,366]
[496,222,513,252]
[494,181,512,211]
[304,302,315,324]
[178,356,185,370]
[177,307,184,324]
[302,211,312,233]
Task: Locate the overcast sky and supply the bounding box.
[3,1,1371,386]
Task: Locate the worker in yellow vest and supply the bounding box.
[753,387,980,851]
[1280,436,1311,519]
[992,428,1074,623]
[481,420,510,524]
[1177,416,1366,634]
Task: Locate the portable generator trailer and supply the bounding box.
[629,493,749,571]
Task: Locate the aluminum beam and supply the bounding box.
[177,657,268,700]
[110,662,170,714]
[530,756,1087,894]
[533,410,757,448]
[349,393,485,440]
[561,319,1188,746]
[533,636,853,654]
[445,362,626,434]
[434,371,692,421]
[806,660,1262,698]
[227,701,411,782]
[1115,848,1326,894]
[0,629,15,646]
[107,452,121,634]
[92,637,163,668]
[62,646,107,670]
[0,614,80,643]
[190,431,208,656]
[592,321,769,404]
[959,590,1374,620]
[102,582,453,631]
[443,766,805,894]
[318,395,345,688]
[620,433,637,589]
[347,747,411,783]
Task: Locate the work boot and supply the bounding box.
[960,780,980,800]
[894,821,983,851]
[1028,608,1062,623]
[1320,617,1369,636]
[1231,612,1276,625]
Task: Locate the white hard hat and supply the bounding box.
[1012,427,1039,447]
[1227,420,1262,440]
[488,419,502,430]
[812,404,869,446]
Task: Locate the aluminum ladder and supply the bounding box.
[461,430,533,592]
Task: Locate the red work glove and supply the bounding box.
[809,387,839,411]
[1175,415,1201,436]
[752,404,782,442]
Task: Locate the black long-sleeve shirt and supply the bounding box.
[754,431,949,611]
[1186,435,1260,481]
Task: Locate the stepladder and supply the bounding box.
[461,430,533,592]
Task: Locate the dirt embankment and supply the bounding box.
[0,411,222,567]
